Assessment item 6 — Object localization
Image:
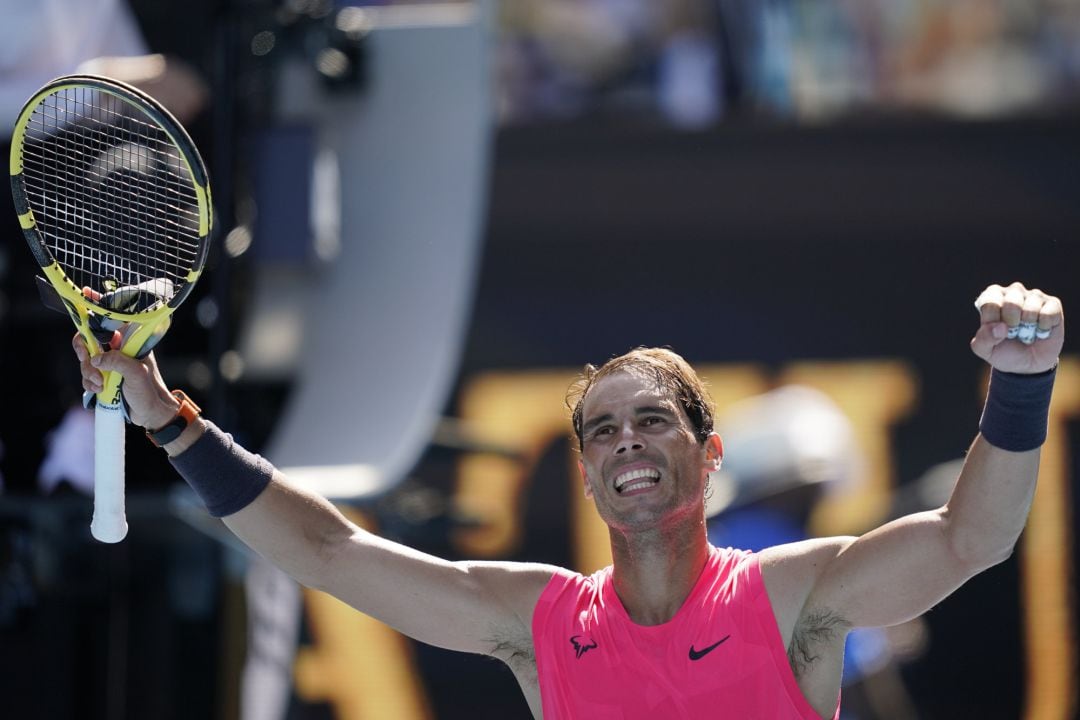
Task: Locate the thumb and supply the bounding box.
[970,321,1008,361]
[90,349,143,377]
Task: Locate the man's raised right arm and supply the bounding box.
[74,337,557,658]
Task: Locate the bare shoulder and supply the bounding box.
[461,561,567,661]
[757,537,855,646]
[463,560,567,624]
[757,538,855,713]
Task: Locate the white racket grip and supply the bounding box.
[92,401,128,543]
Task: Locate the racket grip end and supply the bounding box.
[90,516,129,543]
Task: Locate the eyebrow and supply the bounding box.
[581,405,676,434]
[582,413,613,435]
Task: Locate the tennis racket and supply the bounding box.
[9,74,213,542]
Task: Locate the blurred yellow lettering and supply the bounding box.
[294,508,432,720]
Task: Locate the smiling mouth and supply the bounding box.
[614,468,661,493]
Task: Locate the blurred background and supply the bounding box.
[1,0,1078,718]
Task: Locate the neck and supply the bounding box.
[608,519,710,626]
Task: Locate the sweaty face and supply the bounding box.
[578,370,720,530]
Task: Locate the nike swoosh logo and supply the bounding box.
[688,634,731,661]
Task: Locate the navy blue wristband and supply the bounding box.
[979,367,1056,452]
[169,421,274,517]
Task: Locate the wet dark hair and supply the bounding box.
[566,347,715,451]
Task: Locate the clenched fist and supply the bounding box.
[971,282,1064,375]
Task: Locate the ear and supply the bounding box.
[578,459,593,499]
[704,432,723,472]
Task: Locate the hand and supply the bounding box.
[970,282,1064,374]
[73,334,180,430]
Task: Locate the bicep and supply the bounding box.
[806,509,981,629]
[223,477,558,657]
[324,533,559,656]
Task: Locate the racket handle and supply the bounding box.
[91,401,128,543]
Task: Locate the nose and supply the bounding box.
[615,424,645,455]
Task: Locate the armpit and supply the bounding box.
[787,607,849,678]
[487,622,537,677]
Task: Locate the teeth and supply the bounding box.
[614,468,660,492]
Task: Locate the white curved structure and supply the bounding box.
[243,3,492,500]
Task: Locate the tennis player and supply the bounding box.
[74,281,1062,718]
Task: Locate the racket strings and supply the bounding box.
[29,91,191,167]
[27,95,199,208]
[22,143,203,210]
[26,109,200,238]
[24,144,199,281]
[19,86,203,310]
[21,166,201,241]
[21,171,202,252]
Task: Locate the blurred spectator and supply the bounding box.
[496,0,722,126]
[706,386,923,720]
[493,0,1080,126]
[705,385,859,552]
[36,407,96,497]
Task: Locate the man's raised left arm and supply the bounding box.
[761,281,1063,642]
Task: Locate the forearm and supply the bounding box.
[944,367,1054,569]
[944,435,1039,569]
[167,418,356,589]
[222,475,359,592]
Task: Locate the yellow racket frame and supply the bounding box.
[9,75,213,407]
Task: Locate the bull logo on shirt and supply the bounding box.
[569,634,598,659]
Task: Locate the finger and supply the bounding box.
[1036,296,1064,339]
[1001,283,1026,328]
[83,373,104,393]
[89,349,142,377]
[72,333,88,362]
[82,286,102,302]
[1013,290,1047,345]
[72,333,103,388]
[974,285,1005,324]
[1016,322,1038,345]
[80,354,104,391]
[1020,289,1046,324]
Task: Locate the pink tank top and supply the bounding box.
[531,546,839,719]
